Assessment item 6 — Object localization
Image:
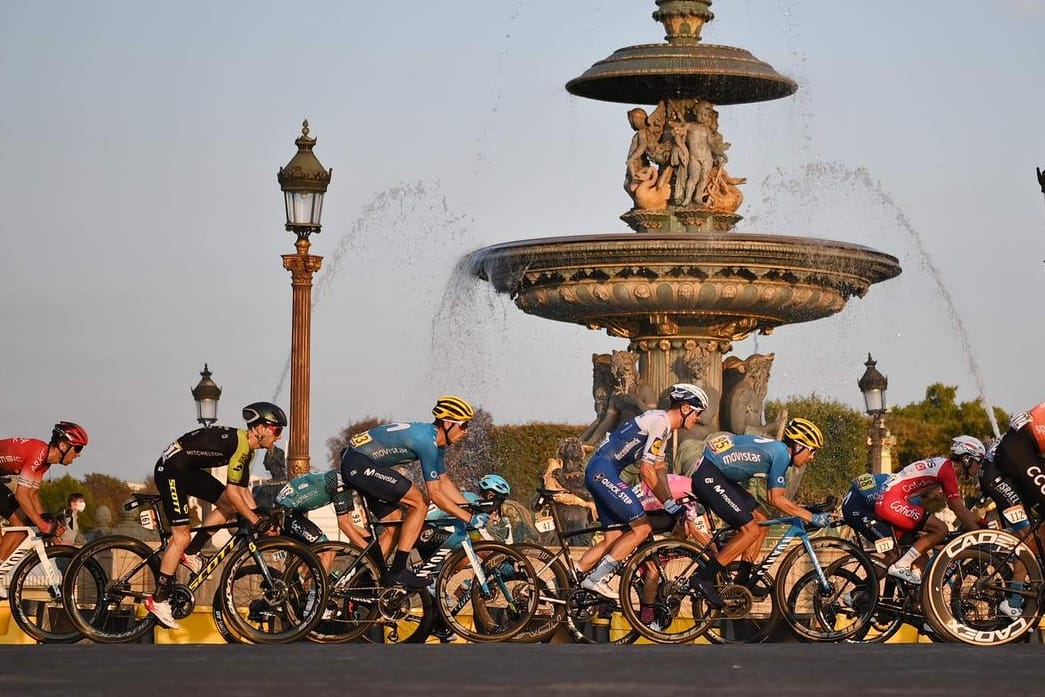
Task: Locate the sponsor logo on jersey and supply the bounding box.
[721,451,760,465]
[364,467,397,485]
[889,500,920,520]
[614,438,643,460]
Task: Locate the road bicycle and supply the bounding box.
[618,499,878,644]
[3,521,101,643]
[304,493,539,644]
[61,492,327,644]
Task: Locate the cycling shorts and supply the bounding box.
[690,463,759,529]
[841,489,891,542]
[154,458,225,527]
[584,459,646,527]
[340,451,411,521]
[994,427,1045,513]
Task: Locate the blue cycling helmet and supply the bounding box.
[479,474,511,497]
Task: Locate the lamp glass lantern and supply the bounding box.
[277,119,332,237]
[858,354,888,415]
[191,364,222,427]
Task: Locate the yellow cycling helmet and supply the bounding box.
[432,395,476,422]
[783,417,824,450]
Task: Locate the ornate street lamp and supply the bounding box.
[857,354,888,474]
[191,364,222,427]
[279,120,332,477]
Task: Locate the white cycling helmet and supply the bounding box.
[668,383,709,410]
[951,435,986,462]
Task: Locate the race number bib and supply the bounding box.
[708,434,733,454]
[534,513,555,533]
[1003,505,1028,525]
[856,473,877,491]
[349,432,373,448]
[874,537,895,553]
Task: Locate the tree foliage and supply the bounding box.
[887,383,1007,465]
[765,395,866,503]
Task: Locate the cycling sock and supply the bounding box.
[895,547,920,569]
[390,550,410,575]
[154,573,174,603]
[640,604,655,625]
[700,557,725,581]
[588,555,619,583]
[185,530,214,556]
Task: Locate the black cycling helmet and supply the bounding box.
[242,402,288,428]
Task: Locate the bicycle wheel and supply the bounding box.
[313,541,435,645]
[775,536,877,642]
[704,565,780,644]
[218,537,327,644]
[508,542,569,643]
[9,544,93,643]
[435,540,538,642]
[619,539,716,644]
[563,587,640,644]
[843,573,907,644]
[61,535,160,643]
[922,529,1043,646]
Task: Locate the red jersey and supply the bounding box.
[879,456,962,502]
[0,438,51,489]
[1010,402,1045,453]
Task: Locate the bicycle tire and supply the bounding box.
[842,572,907,644]
[9,544,95,643]
[922,529,1042,646]
[434,540,538,643]
[310,541,435,645]
[618,538,716,644]
[217,536,327,644]
[60,535,160,643]
[774,536,877,642]
[508,542,569,643]
[704,565,780,644]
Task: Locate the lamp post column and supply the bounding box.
[283,239,322,478]
[277,120,332,479]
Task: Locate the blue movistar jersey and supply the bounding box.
[848,473,891,507]
[589,410,672,475]
[346,422,445,481]
[699,433,792,490]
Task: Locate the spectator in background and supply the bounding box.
[57,492,86,546]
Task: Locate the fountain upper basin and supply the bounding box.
[467,232,901,339]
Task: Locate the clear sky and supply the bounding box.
[2,1,1043,483]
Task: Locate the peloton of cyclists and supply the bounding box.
[144,401,287,629]
[875,435,986,585]
[579,383,710,599]
[0,421,88,568]
[687,418,830,608]
[340,396,479,591]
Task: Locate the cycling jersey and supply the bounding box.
[585,410,673,526]
[696,433,793,490]
[875,457,961,531]
[848,473,891,507]
[633,474,701,522]
[154,426,255,527]
[1009,402,1045,453]
[346,422,445,481]
[0,438,51,489]
[158,426,254,487]
[277,471,352,516]
[841,473,893,542]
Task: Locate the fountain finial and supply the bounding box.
[653,0,714,45]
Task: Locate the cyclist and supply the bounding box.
[340,396,478,591]
[579,383,709,599]
[875,435,986,584]
[0,422,88,568]
[424,473,514,545]
[144,401,286,629]
[687,417,829,608]
[979,438,1033,617]
[276,469,397,570]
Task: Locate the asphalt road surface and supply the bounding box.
[0,643,1038,697]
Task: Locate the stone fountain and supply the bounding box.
[467,0,901,449]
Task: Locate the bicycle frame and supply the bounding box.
[0,527,61,595]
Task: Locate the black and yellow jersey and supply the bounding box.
[158,426,254,487]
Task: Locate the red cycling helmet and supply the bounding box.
[52,421,88,446]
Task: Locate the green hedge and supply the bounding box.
[488,423,586,505]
